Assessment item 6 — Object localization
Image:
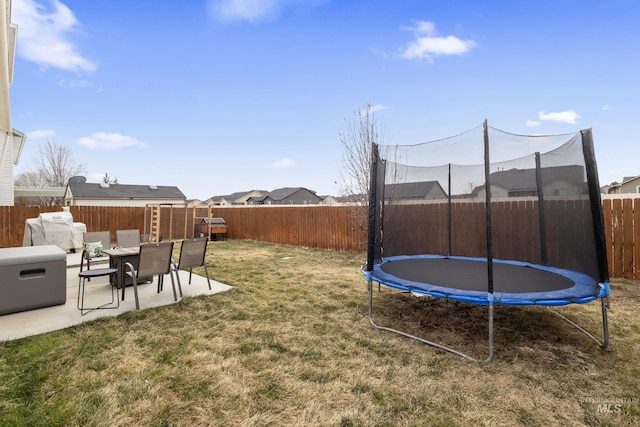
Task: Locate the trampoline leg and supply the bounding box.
[367,280,482,362]
[601,297,609,348]
[486,302,495,362]
[546,296,609,348]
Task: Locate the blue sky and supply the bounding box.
[10,0,640,199]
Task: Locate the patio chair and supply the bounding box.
[77,266,118,315]
[171,237,212,294]
[80,231,111,273]
[123,241,178,310]
[116,229,141,248]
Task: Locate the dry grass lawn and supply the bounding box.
[0,239,639,426]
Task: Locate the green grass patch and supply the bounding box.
[0,240,638,426]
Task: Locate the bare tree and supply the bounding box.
[102,172,119,184]
[14,141,85,206]
[35,141,85,187]
[14,171,46,187]
[339,104,388,249]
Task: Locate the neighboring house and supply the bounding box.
[186,199,210,208]
[607,176,640,195]
[472,165,586,198]
[0,1,21,206]
[208,190,266,206]
[248,187,323,205]
[384,181,448,201]
[64,176,186,207]
[320,195,340,205]
[335,193,368,204]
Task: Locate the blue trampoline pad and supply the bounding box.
[365,255,610,306]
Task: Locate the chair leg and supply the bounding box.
[173,267,184,298]
[169,271,179,302]
[77,273,119,315]
[175,268,183,298]
[203,265,212,290]
[132,276,140,310]
[77,276,84,312]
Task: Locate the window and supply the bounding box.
[507,190,537,197]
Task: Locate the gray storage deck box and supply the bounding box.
[0,245,67,315]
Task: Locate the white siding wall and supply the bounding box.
[0,132,13,206]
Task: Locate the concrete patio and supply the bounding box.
[0,250,232,342]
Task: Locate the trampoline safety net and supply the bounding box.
[366,121,609,286]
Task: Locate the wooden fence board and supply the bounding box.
[623,199,634,280]
[612,199,624,278]
[602,199,613,278]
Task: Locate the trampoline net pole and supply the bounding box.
[448,163,452,256]
[484,121,496,363]
[366,143,379,272]
[581,128,609,283]
[483,120,494,295]
[534,152,548,265]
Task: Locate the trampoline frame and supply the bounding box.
[365,266,610,362]
[364,122,611,361]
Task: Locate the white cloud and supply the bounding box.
[369,104,388,114]
[12,0,96,72]
[526,120,541,127]
[76,132,147,150]
[538,110,581,124]
[27,129,55,139]
[400,20,476,62]
[265,158,296,169]
[602,104,612,110]
[207,0,326,23]
[57,78,91,88]
[360,104,389,115]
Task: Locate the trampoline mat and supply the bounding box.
[380,257,574,293]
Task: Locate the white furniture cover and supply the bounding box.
[22,211,86,251]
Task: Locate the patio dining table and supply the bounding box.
[103,247,151,290]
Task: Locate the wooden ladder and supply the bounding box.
[149,204,161,242]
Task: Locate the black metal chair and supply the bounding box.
[77,266,118,315]
[123,241,178,310]
[80,231,111,273]
[172,237,212,292]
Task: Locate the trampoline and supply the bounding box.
[363,121,610,361]
[368,255,610,306]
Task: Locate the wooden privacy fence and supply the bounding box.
[0,199,638,280]
[0,205,363,252]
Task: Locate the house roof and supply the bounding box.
[11,129,26,165]
[252,187,320,202]
[621,175,640,184]
[385,181,446,199]
[66,181,186,200]
[488,165,585,191]
[209,190,266,203]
